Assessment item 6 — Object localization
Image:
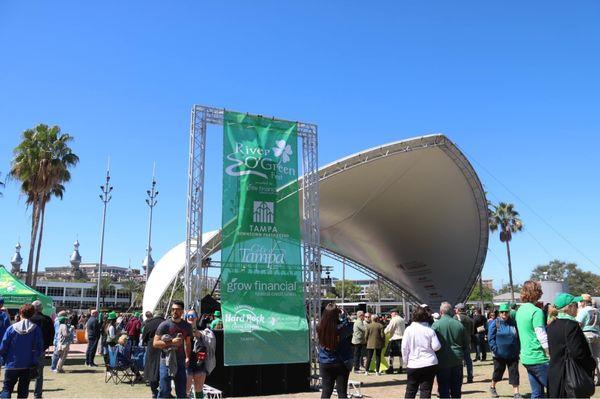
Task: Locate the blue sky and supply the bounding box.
[1,1,599,289]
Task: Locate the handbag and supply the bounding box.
[564,326,595,398]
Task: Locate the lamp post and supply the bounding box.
[143,170,158,281]
[96,168,113,310]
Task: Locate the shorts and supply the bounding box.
[186,362,207,376]
[386,339,402,357]
[493,357,519,386]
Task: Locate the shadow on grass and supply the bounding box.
[68,369,99,374]
[362,379,407,388]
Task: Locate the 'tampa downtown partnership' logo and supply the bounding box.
[225,140,296,179]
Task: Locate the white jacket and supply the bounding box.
[401,322,441,369]
[384,315,405,340]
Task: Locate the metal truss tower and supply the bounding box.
[186,106,321,379]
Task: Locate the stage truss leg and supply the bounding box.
[187,106,321,386]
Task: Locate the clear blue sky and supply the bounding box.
[1,1,599,289]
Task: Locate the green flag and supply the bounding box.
[221,111,308,365]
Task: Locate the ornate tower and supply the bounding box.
[10,243,23,274]
[70,240,82,272]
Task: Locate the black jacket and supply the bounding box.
[547,318,596,398]
[142,316,164,383]
[30,312,54,350]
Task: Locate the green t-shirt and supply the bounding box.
[515,303,548,365]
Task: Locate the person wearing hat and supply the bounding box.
[55,314,75,373]
[210,310,222,330]
[488,303,521,399]
[577,293,600,381]
[101,311,118,355]
[454,303,474,383]
[547,293,596,398]
[126,311,142,347]
[384,309,405,374]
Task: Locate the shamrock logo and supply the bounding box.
[272,140,293,163]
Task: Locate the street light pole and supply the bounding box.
[143,167,158,281]
[96,169,113,310]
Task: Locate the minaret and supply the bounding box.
[10,243,23,274]
[70,240,82,272]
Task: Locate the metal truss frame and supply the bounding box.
[321,248,421,306]
[187,105,321,382]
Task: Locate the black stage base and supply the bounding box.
[206,330,311,397]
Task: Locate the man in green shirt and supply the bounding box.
[433,301,469,398]
[515,281,548,399]
[210,310,222,330]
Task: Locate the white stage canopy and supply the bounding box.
[143,134,488,314]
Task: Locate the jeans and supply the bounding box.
[437,365,463,398]
[405,365,437,399]
[319,362,350,399]
[86,337,99,365]
[34,353,45,398]
[50,346,60,371]
[365,348,382,373]
[474,333,486,360]
[1,369,31,399]
[158,362,187,399]
[352,344,365,371]
[524,362,549,399]
[462,349,473,381]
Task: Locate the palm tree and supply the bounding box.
[10,124,78,286]
[32,184,65,287]
[0,172,5,197]
[489,202,523,303]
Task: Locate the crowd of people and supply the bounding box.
[318,280,600,399]
[0,297,223,399]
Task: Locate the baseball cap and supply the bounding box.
[455,303,465,310]
[498,303,510,312]
[554,293,583,309]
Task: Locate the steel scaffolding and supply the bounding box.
[186,105,321,382]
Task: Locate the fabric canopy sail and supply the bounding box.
[0,266,54,316]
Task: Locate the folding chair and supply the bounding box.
[104,345,136,385]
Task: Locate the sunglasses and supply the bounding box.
[186,314,197,319]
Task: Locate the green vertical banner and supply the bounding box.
[221,111,309,365]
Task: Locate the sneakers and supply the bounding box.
[490,387,499,398]
[385,368,394,374]
[353,370,362,374]
[467,378,474,384]
[364,371,369,375]
[376,372,381,376]
[514,394,522,399]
